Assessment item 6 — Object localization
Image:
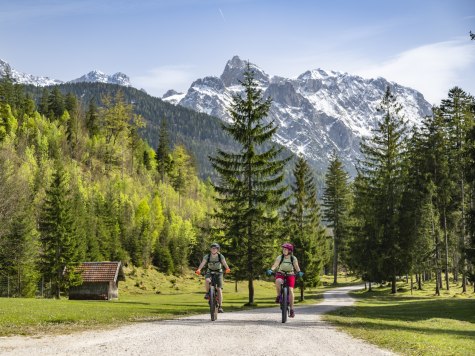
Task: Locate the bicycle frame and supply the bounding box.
[207,271,221,321]
[278,271,292,323]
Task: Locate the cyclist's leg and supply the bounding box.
[289,287,295,308]
[275,275,283,301]
[204,276,211,298]
[217,274,224,305]
[288,275,296,314]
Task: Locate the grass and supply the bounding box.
[323,280,475,356]
[0,268,357,337]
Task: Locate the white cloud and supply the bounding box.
[355,40,475,104]
[132,65,196,97]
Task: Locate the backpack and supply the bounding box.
[206,253,223,270]
[278,254,295,269]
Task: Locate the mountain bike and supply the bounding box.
[277,271,292,323]
[267,270,294,323]
[208,271,221,321]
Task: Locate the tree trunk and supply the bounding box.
[300,279,304,302]
[443,208,450,290]
[391,275,397,294]
[460,175,467,293]
[368,281,372,292]
[248,278,254,305]
[417,273,422,290]
[333,234,338,284]
[431,200,440,296]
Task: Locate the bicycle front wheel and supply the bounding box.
[209,286,217,321]
[281,287,288,323]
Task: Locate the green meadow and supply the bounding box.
[324,281,475,356]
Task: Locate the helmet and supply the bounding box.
[281,243,294,252]
[210,242,220,249]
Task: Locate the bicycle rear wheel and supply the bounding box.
[209,286,217,321]
[281,287,288,323]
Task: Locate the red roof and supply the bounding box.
[76,262,124,283]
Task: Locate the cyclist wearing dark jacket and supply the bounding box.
[195,243,230,313]
[267,243,303,318]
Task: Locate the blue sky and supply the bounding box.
[1,0,474,104]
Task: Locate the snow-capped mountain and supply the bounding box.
[69,70,131,86]
[163,55,433,175]
[0,59,63,86]
[0,59,131,87]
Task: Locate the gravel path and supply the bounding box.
[0,285,395,356]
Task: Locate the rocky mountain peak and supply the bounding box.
[163,55,433,176]
[220,55,270,87]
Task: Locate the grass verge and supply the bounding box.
[323,281,475,356]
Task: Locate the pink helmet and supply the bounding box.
[281,243,294,252]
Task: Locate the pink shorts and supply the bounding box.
[275,273,296,288]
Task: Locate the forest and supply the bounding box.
[0,68,474,300]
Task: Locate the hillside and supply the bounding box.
[25,82,298,182]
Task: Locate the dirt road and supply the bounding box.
[0,285,394,355]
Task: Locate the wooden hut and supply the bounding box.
[68,262,125,300]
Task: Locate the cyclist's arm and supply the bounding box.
[196,258,207,272]
[270,256,281,271]
[221,256,230,270]
[293,258,301,273]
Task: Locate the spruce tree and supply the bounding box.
[210,63,289,304]
[86,100,99,137]
[156,118,171,183]
[357,86,409,294]
[323,151,350,284]
[47,87,65,120]
[38,165,78,298]
[286,155,326,300]
[440,87,474,292]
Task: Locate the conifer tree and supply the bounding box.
[286,155,326,300]
[38,88,49,116]
[47,87,65,120]
[440,87,475,292]
[210,63,289,304]
[156,118,171,182]
[86,100,99,137]
[323,151,350,284]
[356,86,409,294]
[38,165,79,298]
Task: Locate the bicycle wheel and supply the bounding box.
[209,286,217,321]
[281,287,288,323]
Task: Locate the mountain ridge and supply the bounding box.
[163,55,433,175]
[0,59,131,87]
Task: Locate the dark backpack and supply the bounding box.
[278,254,295,268]
[207,253,223,267]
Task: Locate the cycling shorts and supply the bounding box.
[275,272,296,288]
[205,271,224,289]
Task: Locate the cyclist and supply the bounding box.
[195,243,231,313]
[267,243,303,318]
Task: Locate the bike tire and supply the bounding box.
[209,287,217,321]
[281,287,288,323]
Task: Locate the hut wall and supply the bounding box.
[69,282,110,300]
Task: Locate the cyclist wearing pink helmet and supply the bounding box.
[267,242,303,318]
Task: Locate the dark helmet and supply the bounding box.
[281,242,294,252]
[210,242,220,249]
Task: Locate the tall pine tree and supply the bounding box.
[210,63,289,305]
[38,165,79,298]
[156,118,171,183]
[323,151,350,284]
[286,155,326,300]
[356,86,410,294]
